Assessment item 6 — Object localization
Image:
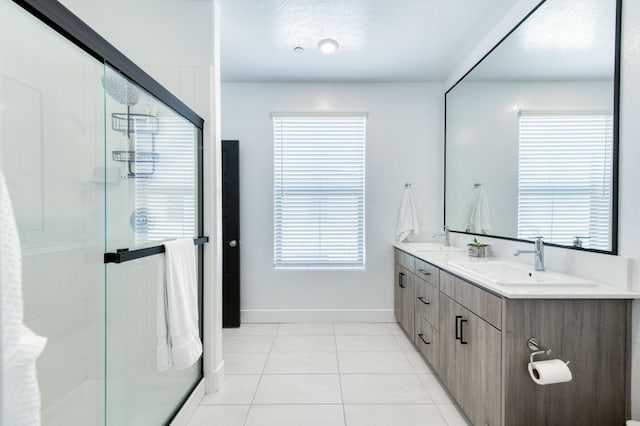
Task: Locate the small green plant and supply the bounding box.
[467,238,488,247]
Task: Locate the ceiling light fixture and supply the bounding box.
[318,38,339,54]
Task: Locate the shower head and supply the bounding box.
[102,68,140,106]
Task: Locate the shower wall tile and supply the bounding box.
[38,328,90,409]
[21,255,44,321]
[163,67,181,98]
[0,2,20,80]
[179,66,196,110]
[193,66,210,119]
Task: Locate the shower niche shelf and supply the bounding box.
[112,150,159,163]
[111,112,159,134]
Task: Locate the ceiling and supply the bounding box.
[219,0,522,83]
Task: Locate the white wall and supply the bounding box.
[446,80,612,237]
[222,82,443,322]
[445,0,640,417]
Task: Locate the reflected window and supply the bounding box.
[517,112,613,249]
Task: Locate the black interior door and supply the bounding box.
[222,140,240,328]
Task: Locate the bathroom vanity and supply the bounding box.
[394,245,633,426]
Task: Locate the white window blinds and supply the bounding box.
[517,112,613,250]
[273,113,366,269]
[133,116,197,245]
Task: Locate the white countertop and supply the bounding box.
[394,242,639,299]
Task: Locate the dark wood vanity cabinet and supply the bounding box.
[393,248,630,426]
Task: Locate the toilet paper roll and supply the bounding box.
[528,359,572,385]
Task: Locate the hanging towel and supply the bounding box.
[0,170,47,426]
[157,238,202,371]
[467,187,491,234]
[396,187,421,242]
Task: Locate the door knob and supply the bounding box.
[228,240,237,247]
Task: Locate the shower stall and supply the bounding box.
[0,0,206,424]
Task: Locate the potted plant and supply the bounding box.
[467,238,492,258]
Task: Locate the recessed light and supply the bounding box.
[318,38,339,54]
[293,46,304,54]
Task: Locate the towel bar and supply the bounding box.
[104,237,209,264]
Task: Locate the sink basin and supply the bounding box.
[402,242,466,252]
[447,261,596,287]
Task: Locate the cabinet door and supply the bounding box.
[439,293,465,404]
[394,263,404,326]
[402,269,415,337]
[394,264,414,336]
[461,310,501,426]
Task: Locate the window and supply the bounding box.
[273,113,366,269]
[517,112,613,250]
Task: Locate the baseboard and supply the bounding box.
[170,378,205,426]
[241,309,395,323]
[206,360,225,393]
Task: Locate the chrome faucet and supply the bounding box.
[433,225,450,247]
[514,237,545,271]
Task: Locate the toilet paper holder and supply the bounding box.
[527,337,551,354]
[528,337,570,365]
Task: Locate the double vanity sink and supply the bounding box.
[396,241,633,298]
[393,242,633,425]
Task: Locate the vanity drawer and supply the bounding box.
[415,314,439,373]
[415,278,439,330]
[440,271,502,330]
[415,258,440,288]
[395,249,415,272]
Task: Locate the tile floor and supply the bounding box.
[187,323,470,426]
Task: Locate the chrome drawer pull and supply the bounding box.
[417,296,430,305]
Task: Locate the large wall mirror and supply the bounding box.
[445,0,620,254]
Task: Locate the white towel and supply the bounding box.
[0,170,47,426]
[468,187,491,234]
[157,238,202,371]
[396,187,421,242]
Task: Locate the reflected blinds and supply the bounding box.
[517,112,613,250]
[134,117,197,245]
[273,114,366,269]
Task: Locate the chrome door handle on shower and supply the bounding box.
[228,240,237,247]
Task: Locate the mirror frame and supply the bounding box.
[443,0,622,255]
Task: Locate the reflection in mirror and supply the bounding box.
[445,0,618,252]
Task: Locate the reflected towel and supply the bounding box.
[468,187,491,234]
[0,170,47,426]
[396,187,421,242]
[157,238,202,371]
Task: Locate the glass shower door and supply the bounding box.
[0,2,106,424]
[103,65,202,425]
[1,2,203,425]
